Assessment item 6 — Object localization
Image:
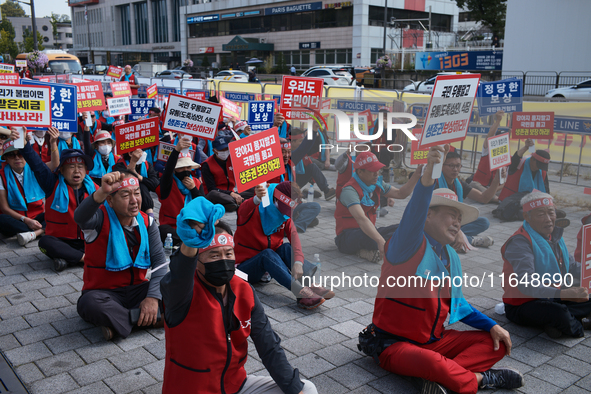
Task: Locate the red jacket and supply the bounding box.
[83,206,150,291]
[156,177,202,228]
[336,155,353,199]
[501,226,541,306]
[163,275,254,394]
[499,158,547,201]
[203,155,235,194]
[45,181,95,239]
[234,198,304,264]
[0,166,45,218]
[334,177,380,236]
[31,137,51,163]
[120,73,138,96]
[574,213,591,263]
[372,237,452,344]
[473,149,493,187]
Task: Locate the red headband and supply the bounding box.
[115,177,140,192]
[94,132,112,142]
[290,133,305,140]
[434,192,459,202]
[531,152,550,164]
[200,233,235,253]
[179,152,192,159]
[274,189,298,208]
[281,142,291,149]
[523,197,553,212]
[64,157,84,165]
[3,140,14,151]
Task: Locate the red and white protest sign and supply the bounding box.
[107,96,132,117]
[220,96,242,119]
[110,81,132,98]
[581,224,591,292]
[186,91,206,100]
[410,128,429,165]
[511,112,554,140]
[487,132,511,171]
[70,80,106,112]
[280,76,323,120]
[0,85,51,127]
[107,66,123,79]
[146,84,158,99]
[228,127,284,193]
[162,93,223,140]
[15,60,27,68]
[115,117,160,154]
[156,142,195,162]
[585,187,591,196]
[0,63,15,73]
[0,73,19,85]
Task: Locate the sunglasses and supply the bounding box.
[91,114,96,118]
[3,151,23,159]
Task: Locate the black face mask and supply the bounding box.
[203,259,235,286]
[176,170,191,180]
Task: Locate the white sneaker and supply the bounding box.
[17,231,36,246]
[471,235,494,248]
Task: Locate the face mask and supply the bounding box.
[216,150,230,160]
[202,259,235,286]
[59,132,73,140]
[136,151,147,165]
[98,145,112,156]
[176,170,191,180]
[34,130,46,138]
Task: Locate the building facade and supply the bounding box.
[7,17,54,48]
[55,22,74,50]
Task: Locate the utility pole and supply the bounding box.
[16,0,38,51]
[85,5,93,63]
[382,0,387,57]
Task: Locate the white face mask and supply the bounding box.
[34,130,46,138]
[98,145,112,156]
[216,150,230,160]
[59,132,73,140]
[136,151,148,165]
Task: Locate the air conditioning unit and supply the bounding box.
[260,38,266,43]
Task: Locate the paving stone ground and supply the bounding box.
[0,155,590,394]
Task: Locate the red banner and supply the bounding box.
[280,76,323,120]
[107,66,123,79]
[410,128,429,165]
[115,117,160,154]
[146,84,158,99]
[110,81,132,98]
[70,80,106,112]
[511,112,554,140]
[0,73,19,85]
[228,127,284,193]
[186,91,206,100]
[220,96,241,119]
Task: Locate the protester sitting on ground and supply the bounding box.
[307,121,334,171]
[501,191,590,338]
[113,148,159,217]
[434,151,499,251]
[0,140,46,246]
[160,197,317,394]
[234,182,334,309]
[16,128,98,271]
[29,128,52,165]
[74,171,166,340]
[201,131,254,212]
[291,128,336,201]
[575,213,591,263]
[89,131,119,185]
[335,151,422,263]
[335,149,354,199]
[157,138,203,245]
[360,144,523,394]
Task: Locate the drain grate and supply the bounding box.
[0,352,29,394]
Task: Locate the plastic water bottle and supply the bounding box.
[494,302,505,315]
[389,164,395,183]
[164,233,173,263]
[308,185,314,203]
[313,254,321,277]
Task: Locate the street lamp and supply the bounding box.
[15,0,38,51]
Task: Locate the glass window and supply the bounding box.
[292,52,300,66]
[152,0,168,43]
[301,50,310,68]
[336,50,346,64]
[119,5,131,45]
[315,50,324,65]
[134,2,149,44]
[326,50,335,64]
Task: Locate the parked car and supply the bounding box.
[403,72,473,94]
[354,67,375,86]
[155,70,193,79]
[300,66,356,86]
[545,79,591,99]
[83,64,108,75]
[212,70,249,83]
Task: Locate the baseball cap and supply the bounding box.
[354,152,385,172]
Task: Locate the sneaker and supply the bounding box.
[17,231,36,246]
[309,218,319,228]
[296,287,325,310]
[260,272,272,283]
[555,218,570,228]
[324,188,336,201]
[101,326,114,341]
[379,208,389,217]
[313,190,322,199]
[480,367,524,390]
[357,249,381,264]
[544,325,562,339]
[53,258,68,272]
[470,235,494,248]
[555,209,567,219]
[411,377,448,394]
[310,285,335,300]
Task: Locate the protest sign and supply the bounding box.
[110,81,132,98]
[511,112,554,139]
[220,96,242,119]
[248,100,274,131]
[115,117,159,154]
[186,90,207,100]
[585,187,591,196]
[107,96,132,117]
[156,142,195,162]
[71,80,106,112]
[129,98,156,121]
[0,64,15,73]
[477,78,522,116]
[0,85,51,127]
[162,93,222,140]
[280,76,323,120]
[228,127,284,192]
[335,113,370,142]
[15,60,27,68]
[410,128,429,165]
[21,80,77,132]
[107,66,123,79]
[146,83,158,99]
[487,132,511,171]
[0,73,19,85]
[581,224,591,292]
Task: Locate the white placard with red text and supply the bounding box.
[487,132,511,171]
[220,96,242,119]
[107,96,132,117]
[162,93,223,140]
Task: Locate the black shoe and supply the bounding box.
[309,218,319,228]
[101,326,114,341]
[411,377,448,394]
[324,188,336,201]
[53,258,67,272]
[480,368,524,390]
[313,190,322,199]
[544,325,562,339]
[296,226,305,233]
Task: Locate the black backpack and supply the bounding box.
[493,191,529,222]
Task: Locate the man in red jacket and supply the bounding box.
[121,65,139,97]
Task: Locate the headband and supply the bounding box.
[433,192,459,202]
[531,152,550,164]
[523,197,553,212]
[94,132,112,142]
[290,133,305,140]
[200,233,235,253]
[281,142,291,149]
[115,177,140,192]
[3,140,14,151]
[64,157,84,165]
[274,189,298,208]
[179,152,192,159]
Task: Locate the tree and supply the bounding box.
[0,18,18,58]
[20,29,44,53]
[454,0,507,39]
[0,0,26,17]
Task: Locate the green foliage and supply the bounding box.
[20,30,45,53]
[0,18,18,58]
[263,55,273,74]
[0,0,26,18]
[274,52,288,74]
[454,0,507,38]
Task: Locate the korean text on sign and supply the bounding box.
[228,127,285,193]
[280,76,323,120]
[410,129,429,165]
[157,142,195,162]
[129,99,156,121]
[511,112,554,139]
[115,117,160,154]
[220,96,242,120]
[186,90,207,100]
[0,64,15,74]
[21,80,77,132]
[110,81,132,98]
[162,93,223,140]
[0,73,19,85]
[0,85,51,127]
[15,60,27,68]
[477,78,523,116]
[70,80,106,112]
[487,132,511,171]
[247,100,275,131]
[107,66,123,79]
[107,97,132,117]
[419,73,481,149]
[146,84,158,99]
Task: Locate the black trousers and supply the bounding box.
[205,189,255,213]
[505,298,591,338]
[140,183,154,212]
[77,281,152,338]
[0,213,45,238]
[296,163,329,192]
[334,225,399,254]
[38,236,85,265]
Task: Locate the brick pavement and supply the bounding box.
[0,158,590,394]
